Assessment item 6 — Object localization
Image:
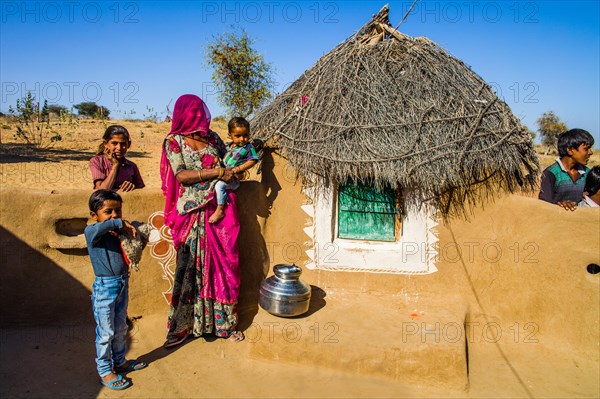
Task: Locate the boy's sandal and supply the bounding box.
[115,359,148,373]
[100,374,130,390]
[164,333,190,348]
[227,331,245,342]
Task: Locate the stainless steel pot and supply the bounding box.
[259,264,311,317]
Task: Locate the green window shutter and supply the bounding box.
[337,181,397,242]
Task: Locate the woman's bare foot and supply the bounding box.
[227,331,244,342]
[208,206,225,224]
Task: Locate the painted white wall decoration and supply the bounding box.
[146,211,176,304]
[302,184,439,274]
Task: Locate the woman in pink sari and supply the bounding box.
[160,94,244,346]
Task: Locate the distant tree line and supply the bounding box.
[73,102,110,118]
[5,94,110,120]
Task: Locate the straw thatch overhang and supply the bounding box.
[252,5,539,218]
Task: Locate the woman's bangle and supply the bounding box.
[197,170,203,181]
[218,168,224,179]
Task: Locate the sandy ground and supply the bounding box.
[0,118,230,190]
[1,117,598,191]
[0,301,466,399]
[2,294,597,398]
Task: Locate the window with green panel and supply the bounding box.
[337,181,398,242]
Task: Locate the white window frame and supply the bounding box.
[303,184,438,274]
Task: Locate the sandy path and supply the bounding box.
[1,118,598,192]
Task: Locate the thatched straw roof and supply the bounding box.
[252,5,539,218]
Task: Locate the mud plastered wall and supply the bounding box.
[0,157,598,391]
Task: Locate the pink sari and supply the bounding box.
[203,192,240,304]
[160,95,241,337]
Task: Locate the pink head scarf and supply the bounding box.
[160,95,212,247]
[169,94,211,136]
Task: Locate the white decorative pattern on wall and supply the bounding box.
[145,211,176,305]
[301,184,439,274]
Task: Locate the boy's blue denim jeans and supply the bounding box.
[92,274,129,377]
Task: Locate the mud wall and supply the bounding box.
[0,152,598,388]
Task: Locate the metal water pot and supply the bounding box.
[259,264,311,317]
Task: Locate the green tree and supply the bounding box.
[74,102,110,119]
[537,111,567,155]
[46,104,69,116]
[205,29,275,118]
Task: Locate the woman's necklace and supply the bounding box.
[188,133,207,142]
[185,133,208,151]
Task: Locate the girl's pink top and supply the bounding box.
[90,155,145,190]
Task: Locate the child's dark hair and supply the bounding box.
[557,129,595,158]
[584,166,600,196]
[96,125,131,155]
[89,189,123,213]
[228,117,250,133]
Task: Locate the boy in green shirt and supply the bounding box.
[539,129,594,211]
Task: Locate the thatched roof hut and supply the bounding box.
[252,5,539,218]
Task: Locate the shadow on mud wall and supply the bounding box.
[258,149,282,212]
[0,226,92,326]
[236,181,271,331]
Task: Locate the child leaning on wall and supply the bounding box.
[539,128,595,211]
[90,125,145,192]
[84,190,148,390]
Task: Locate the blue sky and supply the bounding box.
[1,1,599,144]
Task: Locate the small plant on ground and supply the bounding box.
[143,106,160,122]
[7,92,79,147]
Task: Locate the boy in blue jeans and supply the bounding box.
[539,128,594,211]
[208,117,259,223]
[85,190,147,390]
